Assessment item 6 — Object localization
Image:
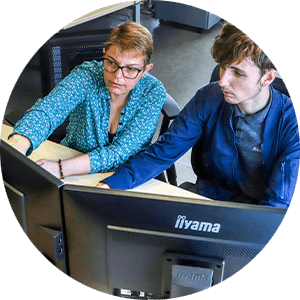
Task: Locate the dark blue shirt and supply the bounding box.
[103,83,300,208]
[233,97,271,201]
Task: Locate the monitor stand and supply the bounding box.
[163,252,225,298]
[113,252,224,299]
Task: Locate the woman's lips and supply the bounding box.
[111,81,123,88]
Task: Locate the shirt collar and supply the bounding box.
[234,89,273,124]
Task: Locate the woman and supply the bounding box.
[7,22,166,178]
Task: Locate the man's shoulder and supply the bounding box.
[195,82,223,99]
[193,82,225,111]
[271,86,296,117]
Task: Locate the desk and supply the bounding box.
[62,1,142,30]
[1,124,211,201]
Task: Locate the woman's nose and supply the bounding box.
[114,68,124,79]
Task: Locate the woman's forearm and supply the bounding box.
[36,154,91,178]
[61,154,91,176]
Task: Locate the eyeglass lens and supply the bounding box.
[103,59,141,79]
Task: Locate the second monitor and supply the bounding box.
[62,184,286,298]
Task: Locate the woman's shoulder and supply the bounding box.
[71,60,105,87]
[138,72,166,94]
[73,60,103,77]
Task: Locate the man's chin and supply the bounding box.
[224,95,237,104]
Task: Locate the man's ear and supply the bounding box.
[103,48,106,55]
[261,69,277,87]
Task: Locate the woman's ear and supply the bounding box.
[144,63,153,73]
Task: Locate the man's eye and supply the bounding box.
[235,71,244,77]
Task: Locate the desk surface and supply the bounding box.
[1,124,211,201]
[62,1,141,30]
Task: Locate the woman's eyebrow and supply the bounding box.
[106,55,142,67]
[106,55,118,63]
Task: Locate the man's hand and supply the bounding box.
[96,182,111,189]
[7,134,31,155]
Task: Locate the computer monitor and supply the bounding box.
[4,181,27,233]
[62,184,286,298]
[0,140,67,273]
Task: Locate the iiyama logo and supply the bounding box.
[175,270,209,281]
[174,215,221,233]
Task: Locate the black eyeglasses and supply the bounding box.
[102,57,146,79]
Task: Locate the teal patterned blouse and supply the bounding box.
[12,61,166,173]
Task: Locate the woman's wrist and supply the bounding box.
[56,154,91,177]
[7,133,31,155]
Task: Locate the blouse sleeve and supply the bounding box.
[11,65,93,155]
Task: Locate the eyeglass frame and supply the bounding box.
[102,57,147,79]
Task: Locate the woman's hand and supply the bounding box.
[36,159,60,178]
[7,134,31,155]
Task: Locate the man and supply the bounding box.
[97,23,300,208]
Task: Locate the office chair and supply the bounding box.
[190,64,291,182]
[4,30,180,185]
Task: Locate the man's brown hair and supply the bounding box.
[105,21,153,65]
[211,23,276,75]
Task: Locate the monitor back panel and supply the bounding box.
[0,140,66,271]
[62,185,286,296]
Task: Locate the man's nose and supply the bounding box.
[218,69,229,87]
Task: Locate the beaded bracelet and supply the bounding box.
[58,159,64,179]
